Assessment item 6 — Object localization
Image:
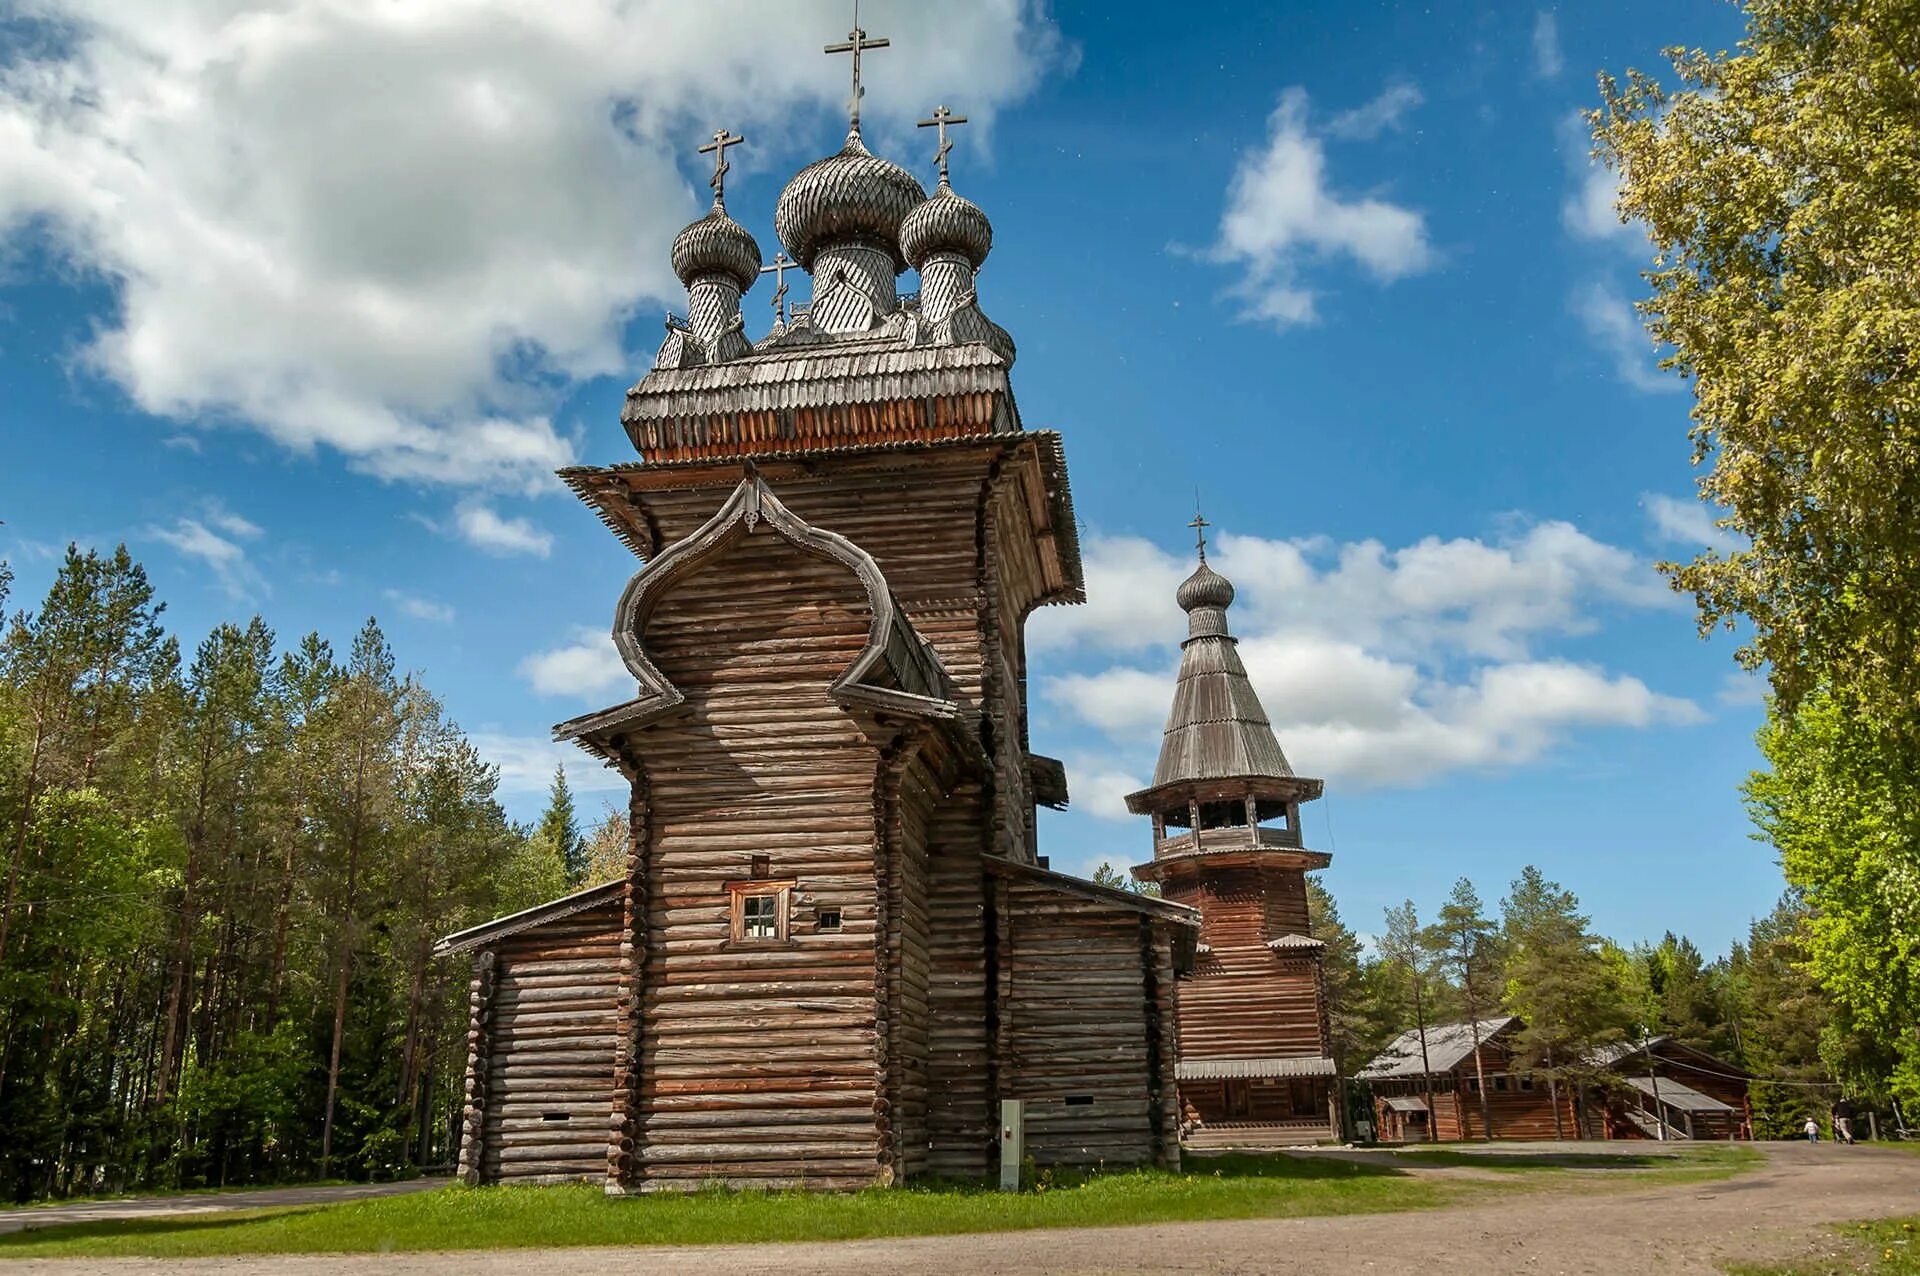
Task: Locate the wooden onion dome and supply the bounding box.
[1125,536,1330,885]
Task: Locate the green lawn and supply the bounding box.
[1391,1143,1763,1183]
[0,1146,1760,1261]
[1729,1217,1920,1275]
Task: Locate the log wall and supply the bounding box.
[1164,866,1328,1062]
[630,529,886,1190]
[1002,877,1159,1168]
[477,901,624,1184]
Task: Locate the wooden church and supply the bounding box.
[1125,535,1341,1146]
[436,19,1203,1191]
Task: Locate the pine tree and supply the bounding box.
[1307,878,1367,1072]
[535,765,584,888]
[1499,866,1630,1138]
[1428,878,1501,1140]
[1379,901,1442,1140]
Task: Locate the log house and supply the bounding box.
[439,46,1199,1191]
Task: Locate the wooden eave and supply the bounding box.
[434,879,625,957]
[557,430,1085,607]
[1132,846,1333,884]
[1026,753,1069,810]
[983,856,1200,928]
[554,473,974,766]
[1124,773,1325,816]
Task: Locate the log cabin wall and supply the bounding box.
[922,785,995,1179]
[1165,867,1326,1060]
[476,900,625,1183]
[1000,877,1162,1168]
[882,740,940,1182]
[629,530,887,1190]
[604,441,1063,867]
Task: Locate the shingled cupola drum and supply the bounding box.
[900,105,992,328]
[657,129,762,370]
[1126,515,1342,1147]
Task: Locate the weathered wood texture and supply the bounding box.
[476,903,624,1184]
[1163,867,1326,1061]
[631,530,887,1191]
[1001,877,1160,1168]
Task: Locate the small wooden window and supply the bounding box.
[1064,1095,1094,1107]
[1493,1075,1509,1092]
[1519,1075,1535,1092]
[726,879,795,943]
[817,908,842,932]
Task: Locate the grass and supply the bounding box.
[0,1146,1762,1260]
[1390,1143,1763,1184]
[1728,1216,1920,1275]
[0,1178,356,1212]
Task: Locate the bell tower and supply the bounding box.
[1126,518,1341,1144]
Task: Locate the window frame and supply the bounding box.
[724,879,796,944]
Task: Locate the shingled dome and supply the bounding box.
[1175,560,1235,612]
[900,185,993,270]
[775,130,927,271]
[671,206,762,292]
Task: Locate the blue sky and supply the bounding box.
[0,0,1771,952]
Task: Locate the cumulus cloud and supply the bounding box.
[1326,83,1424,141]
[0,1,1063,489]
[1571,281,1679,394]
[383,589,455,623]
[147,509,265,600]
[1559,113,1636,247]
[468,729,630,797]
[520,626,631,699]
[1034,520,1700,801]
[1644,492,1739,552]
[455,500,554,558]
[1209,86,1434,329]
[1531,11,1564,79]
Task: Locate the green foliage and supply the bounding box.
[1499,867,1631,1104]
[1593,0,1920,728]
[535,765,584,887]
[0,545,544,1201]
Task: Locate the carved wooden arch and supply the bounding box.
[608,472,953,726]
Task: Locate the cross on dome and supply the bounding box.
[825,0,890,133]
[1188,509,1211,563]
[698,128,745,208]
[760,252,796,325]
[917,104,969,187]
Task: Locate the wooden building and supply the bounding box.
[1123,537,1341,1148]
[1358,1019,1752,1142]
[438,31,1201,1192]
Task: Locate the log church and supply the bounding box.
[437,16,1206,1191]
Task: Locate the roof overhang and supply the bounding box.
[435,879,625,957]
[1177,1056,1337,1081]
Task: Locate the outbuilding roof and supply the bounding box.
[1622,1075,1735,1114]
[1177,1056,1337,1081]
[1356,1017,1520,1079]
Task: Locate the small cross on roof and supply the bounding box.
[697,128,745,208]
[760,252,796,325]
[824,0,889,132]
[917,104,969,187]
[1188,507,1211,562]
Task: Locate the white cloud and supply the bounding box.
[1057,758,1150,824]
[1572,280,1679,394]
[1559,112,1636,247]
[1644,492,1738,552]
[468,729,630,797]
[148,515,265,600]
[455,500,554,558]
[1032,519,1671,662]
[0,1,1063,489]
[383,589,455,623]
[1531,11,1564,79]
[1326,83,1423,141]
[1718,670,1767,707]
[1210,86,1434,329]
[1036,520,1701,792]
[521,626,631,699]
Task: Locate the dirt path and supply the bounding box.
[11,1144,1919,1274]
[0,1179,445,1238]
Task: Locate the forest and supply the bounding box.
[0,545,623,1202]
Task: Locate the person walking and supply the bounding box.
[1804,1114,1821,1143]
[1833,1097,1857,1145]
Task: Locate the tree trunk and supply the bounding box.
[319,942,351,1176]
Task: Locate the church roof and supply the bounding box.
[1128,545,1313,805]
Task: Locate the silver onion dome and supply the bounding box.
[899,184,993,270]
[671,205,762,292]
[774,131,927,272]
[1176,561,1236,612]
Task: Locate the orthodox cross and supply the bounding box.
[1189,509,1211,562]
[825,0,889,131]
[698,128,745,207]
[916,104,969,187]
[760,252,796,325]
